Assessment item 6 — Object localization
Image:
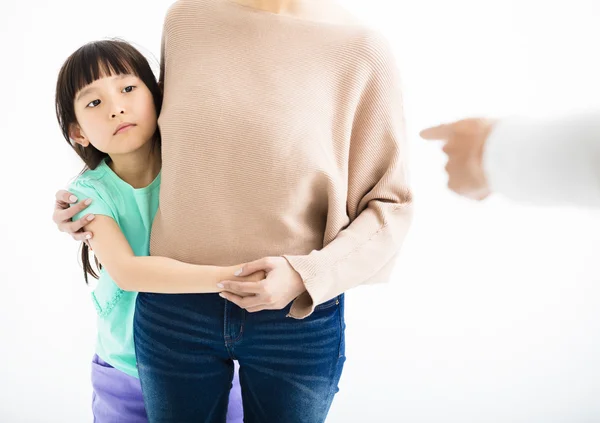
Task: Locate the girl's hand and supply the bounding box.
[53,189,95,242]
[218,265,266,298]
[217,257,306,313]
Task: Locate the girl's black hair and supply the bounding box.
[55,39,162,284]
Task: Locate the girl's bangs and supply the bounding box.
[66,43,140,97]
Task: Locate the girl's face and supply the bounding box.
[69,72,157,156]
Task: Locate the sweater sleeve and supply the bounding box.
[284,35,414,319]
[484,113,600,207]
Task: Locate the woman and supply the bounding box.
[54,0,413,421]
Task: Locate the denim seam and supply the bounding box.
[224,298,231,340]
[314,297,339,312]
[321,300,345,421]
[229,310,246,344]
[337,297,345,359]
[132,322,150,412]
[223,300,237,361]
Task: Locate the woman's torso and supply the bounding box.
[152,0,385,266]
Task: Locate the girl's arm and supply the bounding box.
[83,215,263,293]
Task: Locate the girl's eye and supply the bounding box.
[123,86,135,93]
[86,99,101,108]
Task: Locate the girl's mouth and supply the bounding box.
[114,123,137,135]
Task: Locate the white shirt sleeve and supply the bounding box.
[483,113,600,208]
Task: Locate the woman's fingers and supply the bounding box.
[246,305,268,313]
[240,271,266,283]
[233,257,274,277]
[218,280,263,295]
[219,292,270,311]
[55,189,78,205]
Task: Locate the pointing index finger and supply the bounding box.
[419,123,453,141]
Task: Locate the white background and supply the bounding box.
[1,0,600,422]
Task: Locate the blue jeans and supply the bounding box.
[133,292,346,423]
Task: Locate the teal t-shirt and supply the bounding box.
[69,158,161,378]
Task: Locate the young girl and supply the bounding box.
[55,39,257,423]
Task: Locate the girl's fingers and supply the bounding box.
[71,231,94,242]
[61,214,95,236]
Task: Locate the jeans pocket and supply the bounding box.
[314,296,340,312]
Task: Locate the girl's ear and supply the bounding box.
[69,123,90,147]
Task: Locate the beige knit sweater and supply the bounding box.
[150,0,413,318]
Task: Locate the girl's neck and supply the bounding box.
[107,141,161,189]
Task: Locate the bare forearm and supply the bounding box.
[110,256,237,293]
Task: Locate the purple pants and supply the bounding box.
[91,354,243,422]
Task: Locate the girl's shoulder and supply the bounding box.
[71,161,112,191]
[68,162,119,222]
[77,162,110,183]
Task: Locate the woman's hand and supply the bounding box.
[53,189,95,242]
[217,265,266,298]
[217,257,306,312]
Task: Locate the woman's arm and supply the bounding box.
[225,34,414,319]
[83,215,263,293]
[282,34,413,318]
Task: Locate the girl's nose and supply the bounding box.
[111,110,125,118]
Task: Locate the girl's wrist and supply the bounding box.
[215,265,237,290]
